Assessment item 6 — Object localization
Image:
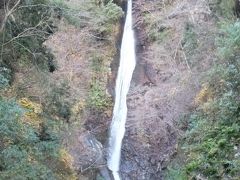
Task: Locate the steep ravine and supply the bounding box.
[48,0,219,179]
[1,0,236,179]
[118,0,217,179]
[43,1,127,179]
[41,0,222,179]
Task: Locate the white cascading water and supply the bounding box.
[107,0,136,179]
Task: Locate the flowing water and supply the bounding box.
[107,0,136,179]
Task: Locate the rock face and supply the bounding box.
[44,0,217,179]
[71,132,104,171]
[118,0,217,179]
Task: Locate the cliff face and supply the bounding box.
[0,0,124,179]
[120,0,218,179]
[63,0,223,178]
[52,0,240,178]
[43,3,124,179]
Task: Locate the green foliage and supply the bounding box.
[1,145,55,180]
[0,4,65,176]
[0,66,12,89]
[182,23,198,66]
[88,80,111,110]
[50,0,123,36]
[209,0,236,19]
[0,100,27,144]
[0,0,57,72]
[0,98,75,179]
[91,54,105,72]
[93,1,124,35]
[183,109,240,178]
[143,13,171,42]
[150,26,171,43]
[88,53,111,110]
[180,20,240,179]
[89,1,124,35]
[45,81,71,120]
[96,1,124,26]
[165,167,188,180]
[182,23,198,55]
[0,99,63,179]
[218,21,240,59]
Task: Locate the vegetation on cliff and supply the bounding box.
[3,0,240,179]
[167,0,240,179]
[0,0,122,178]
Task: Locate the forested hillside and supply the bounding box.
[1,0,240,179]
[0,0,123,179]
[165,0,240,179]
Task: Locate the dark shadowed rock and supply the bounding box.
[70,132,104,172]
[67,130,113,179]
[144,62,157,85]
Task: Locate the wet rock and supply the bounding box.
[70,132,104,172]
[99,167,112,180]
[121,160,137,173]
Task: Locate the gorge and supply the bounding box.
[0,0,240,179]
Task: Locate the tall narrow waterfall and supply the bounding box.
[107,0,136,179]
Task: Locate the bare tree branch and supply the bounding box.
[0,0,21,33]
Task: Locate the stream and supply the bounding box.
[107,0,136,179]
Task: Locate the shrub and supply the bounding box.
[45,81,71,120]
[88,52,112,111]
[143,13,172,42]
[165,167,188,180]
[0,99,51,178]
[91,54,105,72]
[0,0,57,72]
[180,20,240,179]
[209,0,236,19]
[181,23,198,66]
[217,21,240,59]
[88,0,123,35]
[0,98,75,179]
[50,0,123,36]
[88,80,111,110]
[0,66,12,89]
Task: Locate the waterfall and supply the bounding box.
[107,0,136,179]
